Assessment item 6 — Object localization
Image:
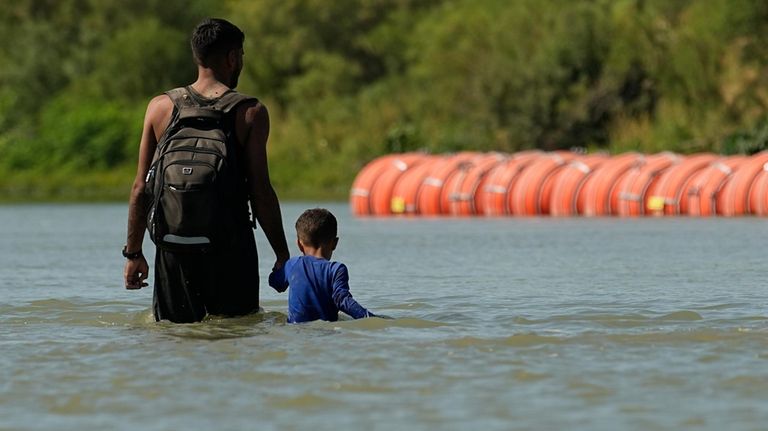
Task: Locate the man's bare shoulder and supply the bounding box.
[237,98,268,125]
[234,98,269,145]
[142,94,175,142]
[146,94,174,119]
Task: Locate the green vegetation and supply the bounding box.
[2,0,768,201]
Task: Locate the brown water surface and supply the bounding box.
[1,203,766,430]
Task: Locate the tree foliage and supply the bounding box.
[1,0,767,199]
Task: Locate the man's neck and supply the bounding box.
[191,68,232,98]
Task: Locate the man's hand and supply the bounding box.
[124,256,149,289]
[272,256,289,272]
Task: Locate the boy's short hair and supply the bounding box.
[295,208,337,247]
[191,18,244,67]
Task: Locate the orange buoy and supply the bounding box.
[684,156,746,216]
[350,155,396,216]
[351,151,768,218]
[389,156,442,215]
[579,152,642,216]
[444,153,507,216]
[615,152,680,216]
[717,151,768,216]
[644,153,718,216]
[440,155,481,216]
[417,152,479,215]
[538,153,580,215]
[509,153,574,215]
[748,164,768,216]
[468,154,509,216]
[549,155,608,217]
[368,153,426,216]
[478,151,542,215]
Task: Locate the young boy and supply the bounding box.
[268,208,375,323]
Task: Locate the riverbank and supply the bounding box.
[0,167,350,203]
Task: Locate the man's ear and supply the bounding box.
[226,49,238,69]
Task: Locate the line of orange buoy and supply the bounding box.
[350,151,768,217]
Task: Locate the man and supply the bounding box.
[123,18,290,323]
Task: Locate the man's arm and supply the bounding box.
[238,101,290,268]
[268,264,289,293]
[124,95,172,289]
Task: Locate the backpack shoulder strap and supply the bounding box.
[214,91,258,114]
[165,87,199,109]
[155,88,197,148]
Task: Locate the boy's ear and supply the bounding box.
[297,239,305,253]
[332,237,339,250]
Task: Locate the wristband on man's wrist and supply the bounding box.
[122,245,143,260]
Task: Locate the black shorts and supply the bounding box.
[152,233,260,323]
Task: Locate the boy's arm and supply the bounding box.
[331,264,374,319]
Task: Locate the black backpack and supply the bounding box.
[145,86,254,252]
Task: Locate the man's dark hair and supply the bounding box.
[191,18,245,67]
[295,208,337,247]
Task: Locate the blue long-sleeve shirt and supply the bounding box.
[269,255,373,323]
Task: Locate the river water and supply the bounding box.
[0,203,766,431]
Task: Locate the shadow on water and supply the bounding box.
[322,316,447,330]
[0,297,288,340]
[0,297,448,342]
[1,298,150,327]
[150,311,288,340]
[150,309,449,340]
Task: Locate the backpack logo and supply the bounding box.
[182,167,193,175]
